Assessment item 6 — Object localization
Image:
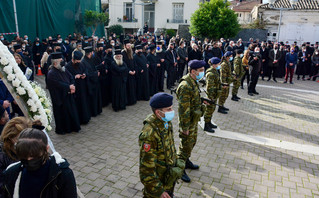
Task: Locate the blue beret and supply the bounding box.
[210,57,221,65]
[150,93,173,109]
[73,51,83,60]
[224,51,233,57]
[188,60,206,69]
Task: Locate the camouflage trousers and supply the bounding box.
[178,127,198,161]
[218,86,230,106]
[232,78,241,96]
[204,103,217,123]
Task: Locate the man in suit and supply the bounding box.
[268,43,282,82]
[165,42,179,89]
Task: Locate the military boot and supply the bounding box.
[235,95,241,100]
[231,96,239,101]
[204,123,215,133]
[209,122,218,129]
[185,158,199,170]
[218,107,228,114]
[223,106,229,111]
[181,170,191,183]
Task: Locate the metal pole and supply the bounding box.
[12,0,19,37]
[141,4,144,34]
[277,8,282,42]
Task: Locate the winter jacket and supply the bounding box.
[2,153,77,198]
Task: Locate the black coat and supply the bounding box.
[122,50,137,105]
[47,67,81,134]
[248,54,262,75]
[146,53,159,96]
[0,145,16,198]
[80,56,102,117]
[3,155,77,198]
[110,61,128,111]
[93,51,109,107]
[65,62,91,124]
[188,49,202,61]
[268,49,282,68]
[134,54,150,101]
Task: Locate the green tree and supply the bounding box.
[108,25,124,36]
[84,10,109,36]
[189,0,240,40]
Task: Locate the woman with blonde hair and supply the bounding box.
[240,49,250,89]
[0,117,35,196]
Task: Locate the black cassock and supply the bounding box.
[47,67,81,134]
[122,50,137,105]
[80,56,102,117]
[110,61,129,111]
[134,54,150,101]
[103,54,113,104]
[65,61,91,124]
[146,53,158,96]
[93,52,109,107]
[156,50,166,92]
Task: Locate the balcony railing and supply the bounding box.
[117,17,138,23]
[167,19,187,24]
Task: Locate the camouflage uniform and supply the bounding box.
[204,67,222,123]
[139,114,181,198]
[176,74,205,161]
[218,59,232,106]
[232,56,245,96]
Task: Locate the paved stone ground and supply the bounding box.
[36,75,319,198]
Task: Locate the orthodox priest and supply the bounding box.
[122,39,137,105]
[80,46,102,117]
[110,49,129,111]
[134,45,150,101]
[146,44,159,96]
[65,51,91,124]
[47,52,81,134]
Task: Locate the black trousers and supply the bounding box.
[156,67,165,91]
[268,67,277,79]
[248,73,259,93]
[241,70,250,87]
[166,65,177,89]
[177,62,186,80]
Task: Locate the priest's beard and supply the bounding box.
[125,48,133,60]
[53,60,65,72]
[113,56,123,66]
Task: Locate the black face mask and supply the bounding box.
[21,157,44,171]
[73,62,80,68]
[137,51,142,56]
[56,48,61,52]
[107,51,112,56]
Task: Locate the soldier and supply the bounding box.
[139,93,185,198]
[204,57,223,133]
[218,51,233,113]
[176,60,208,183]
[231,49,245,101]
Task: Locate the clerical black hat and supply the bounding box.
[73,51,83,60]
[150,93,173,109]
[136,45,143,50]
[123,39,130,45]
[13,44,21,50]
[84,36,89,40]
[156,41,162,45]
[188,60,206,69]
[51,52,62,59]
[114,49,122,55]
[97,43,104,48]
[149,45,156,51]
[306,42,310,44]
[76,40,82,45]
[105,44,112,49]
[83,46,93,53]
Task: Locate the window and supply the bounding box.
[124,3,133,21]
[173,3,184,23]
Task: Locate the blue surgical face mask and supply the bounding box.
[240,54,244,58]
[36,43,40,46]
[196,71,205,80]
[1,38,4,41]
[161,110,175,122]
[216,65,221,70]
[229,57,233,61]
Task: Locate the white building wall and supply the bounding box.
[257,8,319,44]
[108,0,201,32]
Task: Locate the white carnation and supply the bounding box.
[0,57,8,65]
[12,78,21,87]
[16,87,26,95]
[27,99,34,106]
[30,105,37,112]
[47,125,52,131]
[3,65,13,74]
[33,115,42,121]
[31,94,39,101]
[7,73,15,81]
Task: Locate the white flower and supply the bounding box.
[27,99,34,106]
[3,65,13,74]
[30,105,37,112]
[7,73,15,81]
[45,109,51,114]
[31,94,39,101]
[12,78,21,87]
[33,115,42,121]
[39,98,44,102]
[47,125,52,131]
[16,87,26,95]
[0,57,8,65]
